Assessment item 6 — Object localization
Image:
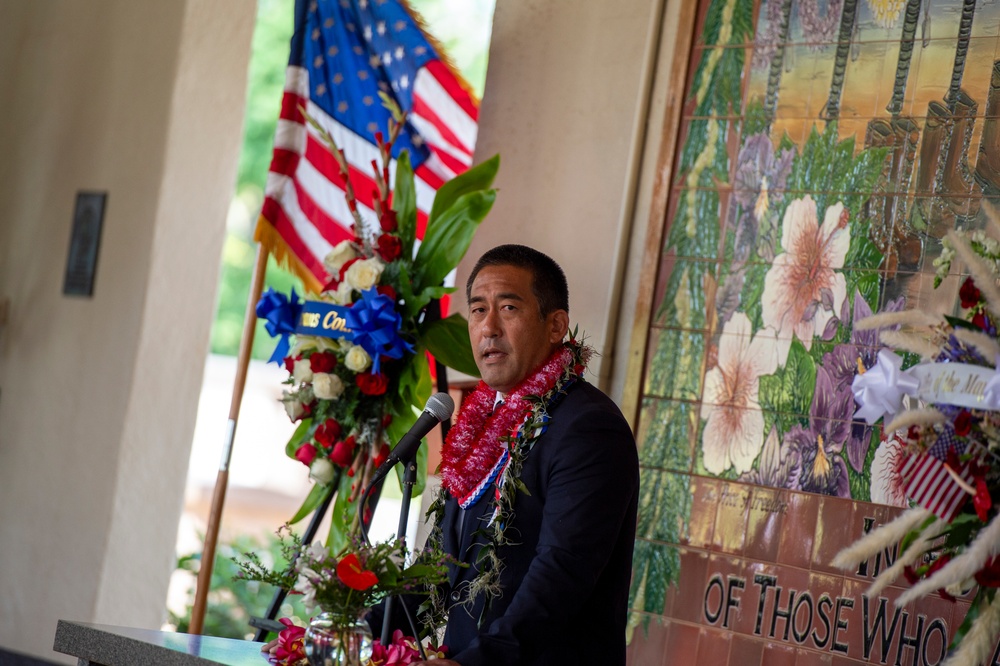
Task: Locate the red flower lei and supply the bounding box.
[440,345,577,500]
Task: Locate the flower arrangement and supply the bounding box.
[256,101,498,550]
[236,527,452,664]
[270,624,446,666]
[834,204,1000,665]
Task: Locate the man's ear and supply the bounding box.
[549,309,570,343]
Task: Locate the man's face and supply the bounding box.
[467,264,568,393]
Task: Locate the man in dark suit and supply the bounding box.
[411,244,639,666]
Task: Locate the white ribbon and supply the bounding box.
[852,350,920,424]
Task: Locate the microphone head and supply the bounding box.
[424,392,455,421]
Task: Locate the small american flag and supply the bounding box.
[899,452,974,521]
[256,0,479,292]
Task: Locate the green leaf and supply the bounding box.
[289,482,334,525]
[759,339,816,429]
[284,417,315,458]
[944,315,979,331]
[421,313,480,377]
[427,154,499,225]
[415,189,496,292]
[393,150,418,260]
[327,471,357,554]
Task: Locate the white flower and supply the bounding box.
[345,257,385,291]
[312,372,344,400]
[344,345,373,373]
[309,458,335,485]
[326,280,355,305]
[762,196,850,364]
[281,390,305,421]
[869,432,908,507]
[701,313,779,474]
[293,359,314,384]
[323,240,358,274]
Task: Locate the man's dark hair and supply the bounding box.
[466,244,569,316]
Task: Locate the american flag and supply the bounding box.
[899,451,974,522]
[256,0,479,292]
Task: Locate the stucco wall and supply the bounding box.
[0,1,254,660]
[458,0,668,400]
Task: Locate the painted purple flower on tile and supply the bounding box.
[784,366,852,497]
[821,291,905,472]
[732,133,794,262]
[739,425,801,489]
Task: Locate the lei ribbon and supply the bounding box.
[344,288,414,374]
[256,287,303,365]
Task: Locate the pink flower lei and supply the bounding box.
[439,341,589,501]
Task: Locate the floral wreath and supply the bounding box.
[837,207,1000,666]
[423,335,592,625]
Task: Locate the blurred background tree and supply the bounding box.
[210,0,496,361]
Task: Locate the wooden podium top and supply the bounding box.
[53,620,272,666]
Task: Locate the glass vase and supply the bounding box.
[303,612,374,666]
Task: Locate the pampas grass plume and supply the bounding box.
[831,507,932,569]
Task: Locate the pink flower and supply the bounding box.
[762,196,849,363]
[701,312,778,474]
[274,617,306,665]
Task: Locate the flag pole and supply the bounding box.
[189,244,270,635]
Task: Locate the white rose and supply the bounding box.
[281,390,304,421]
[312,372,345,400]
[309,458,335,485]
[293,359,313,384]
[344,345,372,373]
[345,257,385,292]
[324,240,358,274]
[327,280,355,305]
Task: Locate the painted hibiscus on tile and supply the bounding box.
[762,195,850,364]
[701,312,778,475]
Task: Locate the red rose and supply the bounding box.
[330,435,357,467]
[960,277,982,309]
[315,419,342,449]
[954,409,972,436]
[973,310,992,331]
[294,443,318,466]
[974,476,993,522]
[377,285,397,301]
[336,553,379,590]
[379,208,398,233]
[376,234,402,262]
[356,371,389,396]
[310,351,338,373]
[283,355,299,373]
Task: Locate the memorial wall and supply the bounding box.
[626,0,1000,663]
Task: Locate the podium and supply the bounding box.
[53,620,270,665]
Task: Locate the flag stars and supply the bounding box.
[333,73,344,84]
[367,122,378,133]
[309,1,318,11]
[312,27,321,40]
[359,0,368,7]
[363,95,374,106]
[414,46,427,56]
[339,0,349,7]
[364,25,372,40]
[378,81,389,91]
[358,70,369,80]
[377,21,386,35]
[346,22,355,32]
[316,83,327,96]
[394,20,406,32]
[382,51,392,66]
[338,101,349,113]
[395,46,405,60]
[412,135,424,147]
[353,45,364,55]
[399,74,409,89]
[369,55,381,68]
[324,17,335,28]
[314,55,324,68]
[329,46,339,57]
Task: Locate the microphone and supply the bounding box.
[369,392,454,484]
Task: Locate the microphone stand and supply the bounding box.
[380,452,420,649]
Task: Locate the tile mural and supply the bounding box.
[628,0,1000,663]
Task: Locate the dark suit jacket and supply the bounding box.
[436,380,639,666]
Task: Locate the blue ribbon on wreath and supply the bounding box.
[344,288,413,373]
[256,287,303,365]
